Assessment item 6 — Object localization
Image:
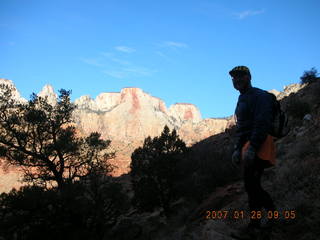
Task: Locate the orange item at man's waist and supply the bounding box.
[241,135,276,166]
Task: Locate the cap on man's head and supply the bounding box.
[229,66,251,77]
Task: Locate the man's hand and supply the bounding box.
[243,145,256,168]
[232,149,241,168]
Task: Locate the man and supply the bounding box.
[230,66,276,239]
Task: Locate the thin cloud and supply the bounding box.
[103,66,156,79]
[115,46,136,53]
[80,58,104,67]
[103,70,127,79]
[164,41,188,48]
[123,67,156,76]
[111,58,130,65]
[155,51,175,63]
[100,52,130,65]
[100,52,113,57]
[234,9,265,19]
[85,50,155,79]
[156,51,166,58]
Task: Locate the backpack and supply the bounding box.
[266,91,290,139]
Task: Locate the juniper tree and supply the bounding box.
[300,67,319,84]
[0,84,114,189]
[130,125,187,215]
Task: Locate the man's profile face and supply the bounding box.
[232,73,250,92]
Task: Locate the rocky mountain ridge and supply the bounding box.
[0,79,27,103]
[70,86,234,175]
[0,78,234,176]
[0,78,308,191]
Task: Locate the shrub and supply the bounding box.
[300,67,319,84]
[130,126,188,215]
[0,85,114,189]
[0,177,129,240]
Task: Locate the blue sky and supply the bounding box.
[1,0,319,119]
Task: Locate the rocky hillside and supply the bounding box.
[108,79,320,240]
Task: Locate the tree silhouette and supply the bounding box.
[0,84,114,189]
[0,178,130,240]
[300,67,319,84]
[130,125,187,215]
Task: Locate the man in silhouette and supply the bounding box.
[230,66,276,239]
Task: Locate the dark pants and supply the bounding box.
[243,157,275,226]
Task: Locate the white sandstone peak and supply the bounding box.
[40,84,55,94]
[74,95,98,111]
[38,84,58,105]
[0,78,27,103]
[95,92,121,111]
[169,103,202,124]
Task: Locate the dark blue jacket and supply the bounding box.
[234,87,273,151]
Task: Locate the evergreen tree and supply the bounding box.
[130,126,187,215]
[0,84,114,189]
[300,67,319,84]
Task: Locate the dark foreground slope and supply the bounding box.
[166,80,320,240]
[113,80,320,240]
